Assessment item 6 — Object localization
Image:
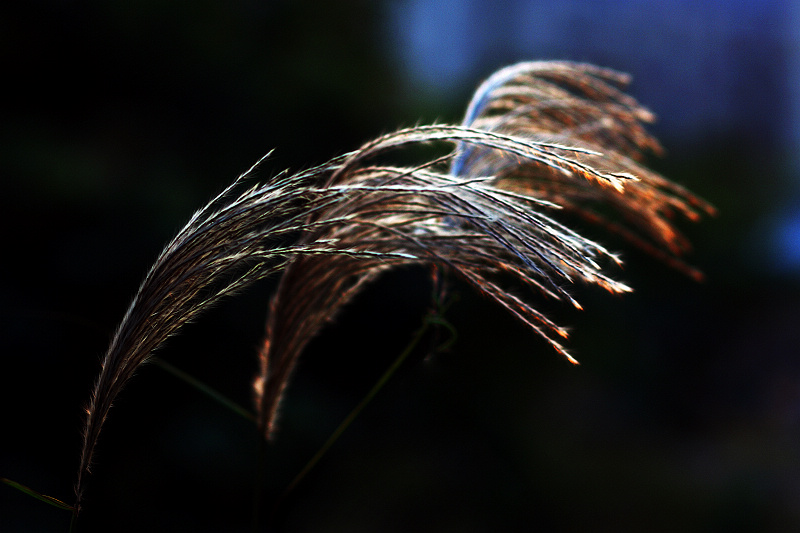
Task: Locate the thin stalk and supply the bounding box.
[278,306,452,503]
[1,478,74,512]
[151,357,255,422]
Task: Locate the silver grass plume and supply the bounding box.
[74,154,419,510]
[76,61,713,511]
[454,61,716,277]
[253,61,714,440]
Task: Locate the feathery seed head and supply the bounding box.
[75,61,712,510]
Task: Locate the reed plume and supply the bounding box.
[75,61,712,512]
[454,61,716,277]
[254,61,714,439]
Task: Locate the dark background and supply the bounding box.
[2,1,800,531]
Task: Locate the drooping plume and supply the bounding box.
[253,62,713,440]
[76,61,712,510]
[453,61,715,276]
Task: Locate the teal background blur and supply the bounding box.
[2,1,800,531]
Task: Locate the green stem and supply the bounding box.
[151,357,255,422]
[1,477,74,511]
[280,312,440,500]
